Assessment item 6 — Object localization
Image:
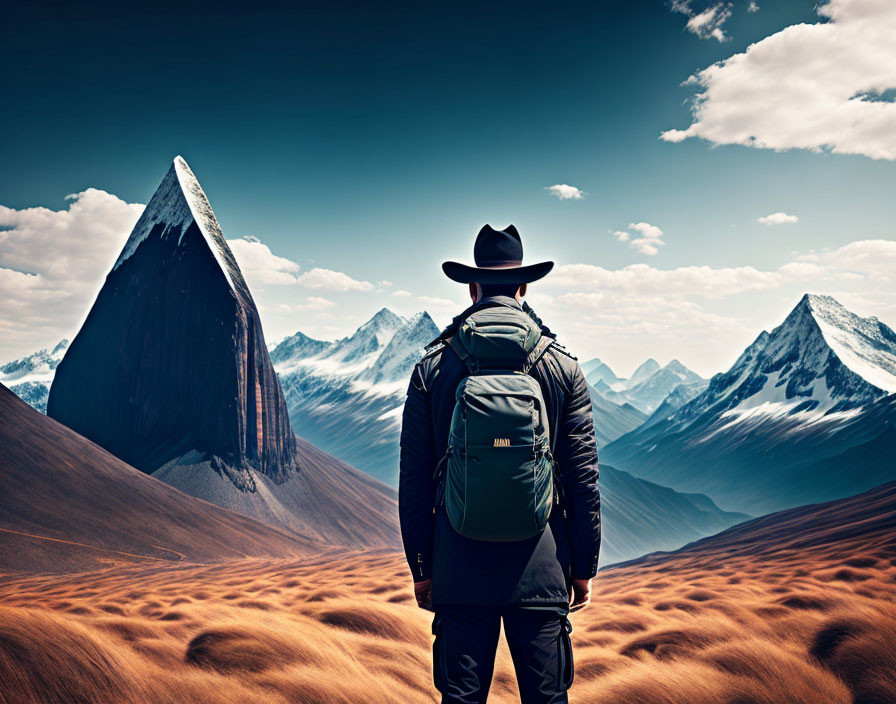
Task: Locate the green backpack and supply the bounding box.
[437,306,556,542]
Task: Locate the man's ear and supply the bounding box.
[469,282,480,303]
[518,283,527,299]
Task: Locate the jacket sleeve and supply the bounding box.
[398,361,437,582]
[556,360,601,579]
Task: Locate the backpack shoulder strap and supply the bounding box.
[522,336,553,374]
[446,335,479,374]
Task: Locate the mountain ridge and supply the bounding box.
[603,293,896,514]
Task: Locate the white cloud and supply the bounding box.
[545,184,585,200]
[295,267,375,292]
[418,295,455,308]
[550,262,779,298]
[758,212,799,225]
[796,239,896,279]
[392,289,412,297]
[0,189,143,356]
[672,1,733,42]
[661,0,896,161]
[296,296,335,311]
[227,235,300,286]
[612,222,665,256]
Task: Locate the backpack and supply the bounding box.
[435,306,556,542]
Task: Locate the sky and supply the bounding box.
[1,0,895,377]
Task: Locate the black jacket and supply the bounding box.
[398,296,601,606]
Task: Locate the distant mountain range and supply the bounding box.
[599,465,748,565]
[0,340,68,413]
[586,356,706,415]
[272,308,439,485]
[603,294,896,514]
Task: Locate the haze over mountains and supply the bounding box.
[587,356,707,415]
[604,294,896,514]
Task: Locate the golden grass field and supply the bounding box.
[2,518,894,704]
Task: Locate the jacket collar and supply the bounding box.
[428,296,554,349]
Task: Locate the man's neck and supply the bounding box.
[475,294,523,310]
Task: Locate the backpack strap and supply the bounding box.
[522,336,553,374]
[446,335,480,374]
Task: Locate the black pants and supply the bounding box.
[431,605,574,704]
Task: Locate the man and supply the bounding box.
[399,224,601,704]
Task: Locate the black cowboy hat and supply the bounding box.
[442,224,554,284]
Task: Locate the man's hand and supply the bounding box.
[414,579,433,611]
[569,578,592,612]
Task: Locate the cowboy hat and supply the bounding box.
[442,224,554,284]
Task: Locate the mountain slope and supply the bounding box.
[599,465,749,566]
[623,359,704,414]
[604,294,896,513]
[584,358,626,389]
[613,478,896,569]
[0,384,323,573]
[273,309,439,484]
[588,387,647,447]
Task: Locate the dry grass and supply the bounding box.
[0,534,894,704]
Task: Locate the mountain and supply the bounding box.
[623,359,705,414]
[272,309,439,484]
[603,294,896,514]
[46,156,397,548]
[628,357,661,388]
[613,478,896,570]
[640,378,709,429]
[584,356,705,414]
[0,340,68,413]
[583,357,626,390]
[588,386,648,447]
[599,465,749,566]
[0,384,323,573]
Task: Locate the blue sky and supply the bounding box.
[1,0,894,376]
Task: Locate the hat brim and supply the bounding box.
[441,260,554,284]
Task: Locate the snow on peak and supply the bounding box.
[681,294,895,430]
[111,156,249,294]
[1,339,68,382]
[802,293,896,393]
[271,310,437,396]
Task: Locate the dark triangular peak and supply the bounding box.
[48,156,298,486]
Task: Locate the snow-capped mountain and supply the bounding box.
[584,356,705,414]
[46,156,396,548]
[272,309,439,484]
[623,359,705,414]
[0,340,68,413]
[603,294,896,514]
